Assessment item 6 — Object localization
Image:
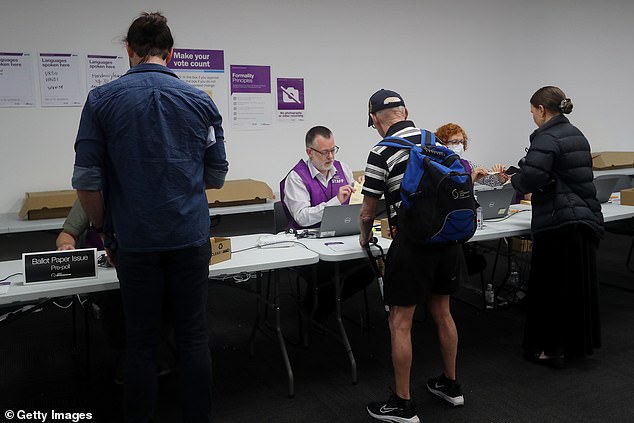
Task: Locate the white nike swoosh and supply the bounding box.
[434,383,445,389]
[379,406,398,413]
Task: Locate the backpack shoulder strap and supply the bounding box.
[421,129,438,147]
[377,135,415,150]
[378,129,438,148]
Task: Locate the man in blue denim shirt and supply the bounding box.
[72,12,227,423]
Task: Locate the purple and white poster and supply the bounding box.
[276,77,305,122]
[230,64,272,128]
[85,54,128,91]
[0,52,35,107]
[168,48,227,117]
[38,53,83,107]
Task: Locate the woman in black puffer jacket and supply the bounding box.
[512,86,604,368]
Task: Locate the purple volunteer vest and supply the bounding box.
[280,160,350,229]
[460,158,472,176]
[84,229,105,250]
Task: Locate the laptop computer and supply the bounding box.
[475,187,516,220]
[593,176,620,203]
[314,204,362,238]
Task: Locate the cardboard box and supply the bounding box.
[18,190,77,220]
[380,218,393,239]
[206,179,273,208]
[511,237,533,253]
[210,237,232,265]
[591,151,634,170]
[621,188,634,206]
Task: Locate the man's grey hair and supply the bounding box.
[375,106,406,126]
[305,125,332,147]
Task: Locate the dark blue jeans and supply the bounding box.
[116,242,212,423]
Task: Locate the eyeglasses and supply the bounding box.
[309,146,340,157]
[445,139,465,145]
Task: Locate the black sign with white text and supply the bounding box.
[22,248,98,284]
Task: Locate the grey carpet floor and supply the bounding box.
[1,230,633,423]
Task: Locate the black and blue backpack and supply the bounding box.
[378,129,477,244]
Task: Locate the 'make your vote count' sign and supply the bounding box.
[22,248,98,284]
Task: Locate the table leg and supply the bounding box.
[82,295,91,381]
[72,295,77,354]
[333,262,357,385]
[247,271,295,396]
[272,270,294,397]
[248,272,263,357]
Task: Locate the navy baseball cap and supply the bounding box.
[368,89,405,127]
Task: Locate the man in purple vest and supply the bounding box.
[280,125,355,228]
[280,126,373,322]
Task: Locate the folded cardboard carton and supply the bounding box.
[591,151,634,170]
[511,237,533,253]
[380,218,393,240]
[18,190,77,220]
[621,188,634,206]
[210,237,232,265]
[206,179,273,208]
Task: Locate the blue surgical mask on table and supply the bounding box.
[447,143,464,157]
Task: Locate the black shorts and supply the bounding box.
[383,234,467,306]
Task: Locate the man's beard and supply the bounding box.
[313,161,333,173]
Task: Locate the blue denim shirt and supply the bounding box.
[72,63,228,252]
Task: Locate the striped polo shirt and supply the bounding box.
[361,120,428,218]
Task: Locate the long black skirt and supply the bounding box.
[522,223,601,358]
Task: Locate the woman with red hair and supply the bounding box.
[435,123,508,186]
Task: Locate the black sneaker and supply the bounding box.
[366,393,420,423]
[426,374,464,406]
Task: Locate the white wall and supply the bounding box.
[1,0,633,214]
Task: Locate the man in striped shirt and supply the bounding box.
[361,90,467,423]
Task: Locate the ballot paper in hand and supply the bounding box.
[349,180,364,205]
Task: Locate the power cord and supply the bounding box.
[210,272,257,283]
[0,272,22,283]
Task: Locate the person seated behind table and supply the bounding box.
[435,123,511,276]
[56,199,170,384]
[280,125,374,321]
[435,123,510,186]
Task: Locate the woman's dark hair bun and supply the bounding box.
[558,98,573,114]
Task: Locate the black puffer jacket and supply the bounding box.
[512,114,604,238]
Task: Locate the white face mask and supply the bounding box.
[447,143,464,157]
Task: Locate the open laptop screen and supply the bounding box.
[476,187,516,220]
[593,176,620,203]
[317,204,362,238]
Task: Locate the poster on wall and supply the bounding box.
[0,52,36,107]
[168,48,227,117]
[38,53,83,107]
[85,54,128,91]
[230,64,272,128]
[276,77,305,122]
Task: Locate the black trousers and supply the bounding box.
[116,242,212,423]
[523,224,601,358]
